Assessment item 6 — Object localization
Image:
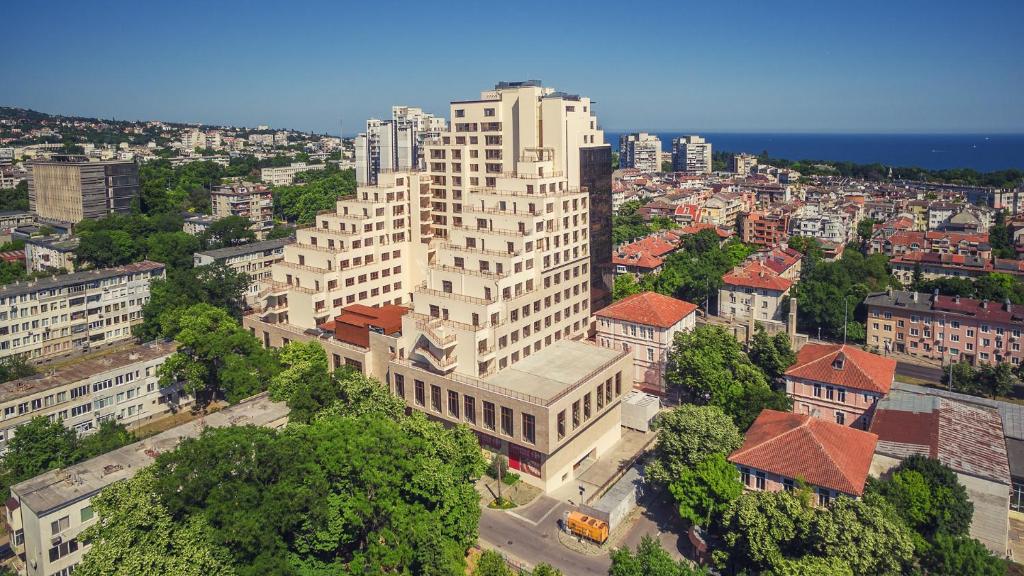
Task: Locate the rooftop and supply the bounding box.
[484,340,626,404]
[0,260,164,300]
[11,392,288,516]
[785,343,895,395]
[893,381,1024,441]
[871,388,1010,485]
[596,292,698,329]
[864,289,1024,325]
[728,409,878,496]
[195,238,292,261]
[0,341,175,403]
[721,260,793,292]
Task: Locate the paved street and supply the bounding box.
[895,360,944,385]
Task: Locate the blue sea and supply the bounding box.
[606,132,1024,172]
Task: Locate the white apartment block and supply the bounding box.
[23,236,78,274]
[0,341,188,454]
[355,107,447,185]
[180,129,205,152]
[671,135,712,174]
[789,204,854,243]
[194,238,291,308]
[618,132,661,172]
[210,184,274,239]
[6,394,288,576]
[245,81,626,492]
[0,261,164,362]
[260,162,325,186]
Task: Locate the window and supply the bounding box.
[430,385,441,412]
[755,471,766,490]
[835,411,845,425]
[447,390,459,418]
[647,348,654,361]
[740,467,751,486]
[47,538,78,563]
[783,479,795,492]
[80,506,94,522]
[414,380,425,406]
[583,393,592,420]
[500,406,514,436]
[837,388,846,403]
[557,410,566,440]
[818,488,832,506]
[464,395,476,424]
[483,401,496,430]
[51,516,70,535]
[522,413,535,444]
[825,386,834,400]
[813,384,822,397]
[394,373,405,398]
[1013,480,1024,513]
[572,400,580,429]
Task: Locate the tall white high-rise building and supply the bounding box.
[618,132,661,172]
[354,106,447,185]
[671,135,713,174]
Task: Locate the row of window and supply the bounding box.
[556,373,624,440]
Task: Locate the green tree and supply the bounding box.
[135,263,250,341]
[857,218,878,243]
[867,455,973,543]
[76,421,134,460]
[473,550,513,576]
[990,210,1015,259]
[668,453,742,527]
[646,404,742,487]
[609,536,701,576]
[715,490,814,573]
[0,417,78,497]
[0,354,35,383]
[919,534,1007,576]
[976,362,1016,398]
[202,215,256,249]
[75,469,236,576]
[75,229,139,268]
[265,224,295,240]
[157,304,278,405]
[0,180,29,211]
[273,167,356,224]
[806,494,914,575]
[145,231,202,271]
[613,274,643,301]
[748,325,796,382]
[531,564,563,576]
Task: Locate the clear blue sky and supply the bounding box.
[5,0,1022,134]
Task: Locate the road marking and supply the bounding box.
[504,499,561,527]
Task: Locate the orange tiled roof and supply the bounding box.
[729,409,878,495]
[785,343,895,395]
[721,260,793,291]
[596,291,698,328]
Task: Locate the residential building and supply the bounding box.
[0,341,187,453]
[595,292,697,394]
[760,246,803,280]
[671,135,712,174]
[0,211,34,232]
[870,388,1010,555]
[740,210,790,246]
[6,393,288,576]
[703,191,747,228]
[732,153,757,175]
[927,201,959,230]
[28,156,139,225]
[182,214,217,237]
[260,162,325,186]
[245,81,626,492]
[355,106,447,185]
[612,232,680,276]
[210,183,274,239]
[789,204,854,244]
[618,133,661,172]
[193,238,291,307]
[23,235,79,273]
[889,251,1023,285]
[719,260,793,322]
[729,409,878,505]
[865,289,1024,366]
[180,129,205,152]
[0,261,164,362]
[785,343,896,429]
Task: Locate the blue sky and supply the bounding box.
[4,0,1022,134]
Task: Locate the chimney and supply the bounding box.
[981,299,989,309]
[912,291,918,302]
[933,288,940,302]
[1006,298,1012,312]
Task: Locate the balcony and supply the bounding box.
[416,317,457,349]
[415,284,494,306]
[416,344,458,371]
[477,343,495,360]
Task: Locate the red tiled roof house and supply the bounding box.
[718,260,793,323]
[595,292,698,395]
[785,343,896,429]
[729,409,879,506]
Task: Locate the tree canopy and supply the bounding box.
[134,263,250,341]
[609,536,703,576]
[272,165,356,224]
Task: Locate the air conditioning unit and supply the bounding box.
[50,535,61,546]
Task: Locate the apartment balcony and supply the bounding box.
[416,317,457,349]
[439,242,522,258]
[277,260,330,275]
[498,171,565,180]
[436,264,508,280]
[477,343,496,360]
[458,224,529,238]
[416,284,494,306]
[461,204,542,217]
[470,186,583,198]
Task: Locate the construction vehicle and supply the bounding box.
[565,511,609,544]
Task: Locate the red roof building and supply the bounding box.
[729,409,878,502]
[596,292,698,329]
[785,343,896,429]
[719,260,793,323]
[319,304,409,348]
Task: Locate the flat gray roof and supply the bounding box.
[0,341,175,403]
[484,340,625,403]
[0,260,164,300]
[894,382,1024,441]
[11,393,289,516]
[195,238,291,261]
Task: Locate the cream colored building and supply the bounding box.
[0,341,189,454]
[6,393,288,576]
[0,261,164,362]
[28,158,139,225]
[193,238,291,307]
[244,81,625,492]
[210,183,274,239]
[260,162,325,186]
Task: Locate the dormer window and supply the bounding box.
[832,353,846,370]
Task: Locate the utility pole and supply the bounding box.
[843,295,849,344]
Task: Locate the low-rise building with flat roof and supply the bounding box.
[24,235,79,273]
[6,393,289,576]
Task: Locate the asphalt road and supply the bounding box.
[895,360,945,385]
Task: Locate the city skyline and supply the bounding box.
[4,0,1023,135]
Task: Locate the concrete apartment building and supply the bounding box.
[260,162,325,186]
[355,107,447,185]
[618,133,661,172]
[0,261,164,362]
[865,289,1024,366]
[27,156,139,225]
[729,409,878,506]
[719,260,793,322]
[193,238,291,308]
[6,393,288,576]
[671,135,712,174]
[245,81,625,492]
[732,152,758,175]
[23,236,78,273]
[740,209,790,246]
[0,341,188,453]
[785,343,896,429]
[210,183,274,239]
[595,292,697,395]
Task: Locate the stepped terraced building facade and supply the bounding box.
[244,81,626,491]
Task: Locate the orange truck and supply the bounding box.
[565,511,609,544]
